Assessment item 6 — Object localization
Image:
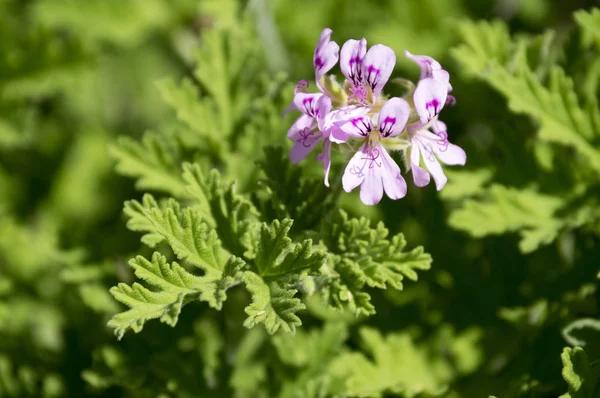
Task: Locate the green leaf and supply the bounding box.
[254,218,326,278]
[123,195,167,248]
[194,316,224,388]
[329,328,447,398]
[108,253,204,339]
[199,256,246,311]
[327,210,431,290]
[448,184,564,252]
[110,133,187,198]
[563,319,600,361]
[242,271,305,335]
[438,168,495,201]
[256,146,337,231]
[125,194,226,277]
[574,8,600,49]
[78,284,120,314]
[272,322,348,368]
[452,20,600,173]
[230,328,268,398]
[320,257,375,317]
[0,355,64,398]
[560,347,600,398]
[240,219,326,333]
[156,78,221,152]
[182,162,259,257]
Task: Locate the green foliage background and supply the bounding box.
[1,0,600,397]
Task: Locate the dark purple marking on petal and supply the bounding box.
[348,56,364,85]
[446,95,456,106]
[425,98,440,119]
[296,127,320,148]
[365,64,381,90]
[380,116,396,137]
[435,129,449,152]
[302,97,317,118]
[349,164,365,178]
[351,117,372,136]
[314,56,324,71]
[361,148,382,168]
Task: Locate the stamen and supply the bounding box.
[349,85,368,104]
[294,80,309,94]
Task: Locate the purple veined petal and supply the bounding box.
[436,142,466,166]
[340,38,367,86]
[416,136,447,190]
[289,132,324,164]
[427,120,466,166]
[329,125,350,144]
[340,115,373,139]
[293,92,325,119]
[432,69,450,86]
[379,145,407,200]
[404,50,442,80]
[378,97,410,137]
[414,78,448,124]
[362,44,396,99]
[358,145,385,205]
[322,106,370,143]
[360,144,390,206]
[314,29,340,90]
[342,143,369,193]
[317,139,332,187]
[409,141,431,187]
[360,166,384,205]
[315,95,332,122]
[287,114,314,139]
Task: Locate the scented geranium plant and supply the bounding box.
[287,29,466,205]
[3,1,600,397]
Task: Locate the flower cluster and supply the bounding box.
[286,29,466,205]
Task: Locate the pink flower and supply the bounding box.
[405,50,454,104]
[286,29,340,168]
[338,97,411,205]
[314,28,340,91]
[287,93,332,164]
[408,79,466,190]
[340,39,396,103]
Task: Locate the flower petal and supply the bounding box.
[362,44,396,99]
[405,50,452,92]
[293,93,325,119]
[404,50,442,80]
[358,145,388,205]
[317,139,332,187]
[315,95,332,122]
[414,78,447,124]
[360,166,384,205]
[340,115,373,139]
[417,139,447,190]
[314,29,340,90]
[287,114,314,139]
[322,106,369,143]
[410,143,430,187]
[436,143,466,166]
[340,38,367,85]
[342,143,369,192]
[378,97,410,137]
[379,146,407,199]
[430,120,466,166]
[289,133,323,164]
